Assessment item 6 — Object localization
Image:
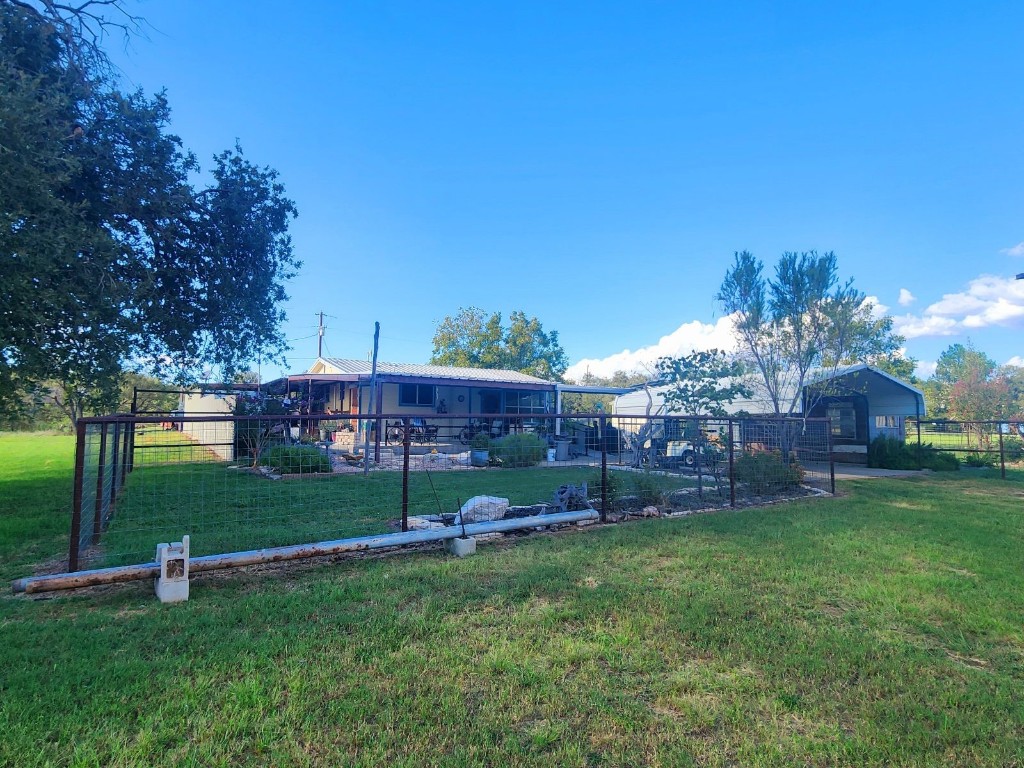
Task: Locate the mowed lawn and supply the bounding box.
[1,434,1023,767]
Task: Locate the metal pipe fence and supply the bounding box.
[908,419,1024,479]
[65,412,834,572]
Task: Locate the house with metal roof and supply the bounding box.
[283,357,560,426]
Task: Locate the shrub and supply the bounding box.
[263,445,331,474]
[585,470,623,510]
[493,433,547,468]
[631,470,665,507]
[470,432,491,451]
[922,450,960,471]
[868,435,960,471]
[868,435,919,470]
[732,451,803,495]
[1002,435,1023,462]
[961,452,995,468]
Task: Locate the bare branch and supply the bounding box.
[7,0,146,67]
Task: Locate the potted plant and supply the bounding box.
[319,419,340,442]
[469,432,491,468]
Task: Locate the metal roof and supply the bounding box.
[313,358,556,386]
[614,364,925,416]
[809,363,926,399]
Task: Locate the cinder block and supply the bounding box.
[445,536,477,558]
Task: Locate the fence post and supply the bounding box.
[401,417,411,533]
[69,420,87,572]
[728,419,736,507]
[999,427,1006,480]
[121,419,132,484]
[600,414,608,522]
[694,418,704,498]
[827,418,836,495]
[92,421,109,546]
[108,421,121,521]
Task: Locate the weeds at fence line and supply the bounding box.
[61,413,834,573]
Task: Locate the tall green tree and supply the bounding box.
[870,352,919,384]
[717,250,902,418]
[0,3,298,424]
[924,342,997,418]
[922,341,1024,431]
[430,307,569,380]
[655,349,752,417]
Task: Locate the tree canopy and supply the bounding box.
[717,250,902,418]
[655,349,752,417]
[430,307,569,381]
[921,341,1022,421]
[0,2,298,423]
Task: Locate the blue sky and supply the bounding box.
[108,1,1024,381]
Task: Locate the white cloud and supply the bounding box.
[1006,356,1024,368]
[892,314,959,339]
[915,360,937,379]
[565,315,737,381]
[1000,242,1024,257]
[926,275,1024,326]
[862,296,889,319]
[898,288,916,306]
[893,275,1024,339]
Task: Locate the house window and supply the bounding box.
[827,404,857,440]
[875,415,900,429]
[399,384,435,407]
[504,390,548,415]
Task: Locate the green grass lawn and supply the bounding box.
[1,433,1023,766]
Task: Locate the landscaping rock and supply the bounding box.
[471,532,504,542]
[630,506,661,518]
[666,488,696,505]
[454,495,510,525]
[504,504,553,518]
[615,494,640,511]
[407,516,446,530]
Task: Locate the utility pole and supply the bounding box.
[317,311,325,358]
[363,321,381,476]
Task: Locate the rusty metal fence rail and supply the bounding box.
[908,419,1024,479]
[65,413,834,573]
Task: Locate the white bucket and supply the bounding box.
[546,448,556,462]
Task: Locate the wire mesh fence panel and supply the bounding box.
[67,412,835,571]
[607,415,832,511]
[909,419,1024,466]
[74,424,101,558]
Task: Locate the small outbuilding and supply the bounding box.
[803,364,926,464]
[613,364,925,464]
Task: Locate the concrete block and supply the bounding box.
[445,536,477,557]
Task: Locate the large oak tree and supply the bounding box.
[0,2,298,423]
[430,307,569,381]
